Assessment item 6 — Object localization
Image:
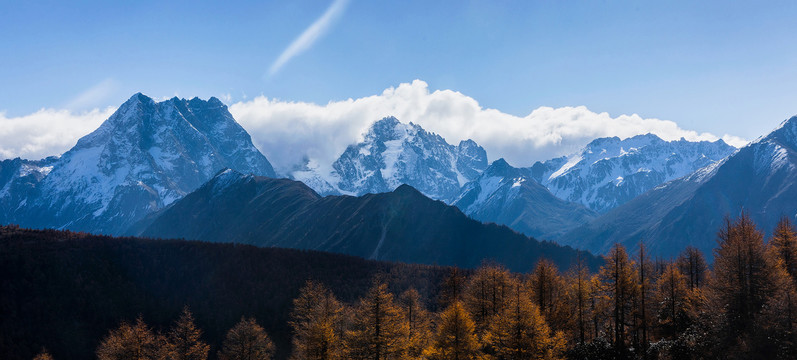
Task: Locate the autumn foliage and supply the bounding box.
[8,212,797,359]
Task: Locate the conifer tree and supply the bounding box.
[528,259,567,332]
[165,307,209,360]
[770,217,797,284]
[564,255,592,344]
[633,243,653,356]
[709,214,779,335]
[463,264,513,335]
[677,246,707,291]
[485,281,565,360]
[705,213,790,357]
[96,316,161,360]
[344,282,409,359]
[597,243,638,356]
[424,301,483,360]
[440,268,466,309]
[218,317,274,360]
[399,288,432,359]
[289,281,345,360]
[32,348,54,360]
[654,263,695,338]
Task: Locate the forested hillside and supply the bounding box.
[0,227,452,360]
[5,212,797,360]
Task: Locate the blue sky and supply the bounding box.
[1,1,796,164]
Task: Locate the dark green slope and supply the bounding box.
[141,170,601,272]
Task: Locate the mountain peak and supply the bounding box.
[5,93,276,235]
[763,115,797,147]
[483,158,520,178]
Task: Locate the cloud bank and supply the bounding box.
[230,80,748,174]
[0,80,747,174]
[268,0,350,77]
[0,107,115,161]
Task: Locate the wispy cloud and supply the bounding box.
[65,78,118,110]
[268,0,350,77]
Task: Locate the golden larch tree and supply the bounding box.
[218,317,274,360]
[96,316,161,360]
[424,301,483,360]
[654,263,696,338]
[564,255,593,344]
[528,259,568,332]
[463,264,513,336]
[344,282,409,359]
[32,348,54,360]
[399,288,432,359]
[485,281,566,360]
[165,307,209,360]
[597,243,638,356]
[677,246,707,291]
[289,280,345,360]
[770,216,797,284]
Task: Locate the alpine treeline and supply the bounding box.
[5,213,797,359]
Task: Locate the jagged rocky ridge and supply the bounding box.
[453,158,598,240]
[292,116,488,200]
[0,93,276,235]
[561,116,797,259]
[530,134,736,213]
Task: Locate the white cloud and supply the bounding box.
[0,107,115,160]
[268,0,350,77]
[230,79,748,174]
[0,80,748,173]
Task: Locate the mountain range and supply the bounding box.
[561,116,797,259]
[2,92,794,262]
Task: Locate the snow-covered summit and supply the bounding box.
[0,93,276,235]
[530,133,736,213]
[296,116,488,201]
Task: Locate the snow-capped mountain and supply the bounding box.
[0,93,276,235]
[530,134,736,213]
[0,156,59,217]
[296,116,488,201]
[561,115,797,259]
[453,158,597,239]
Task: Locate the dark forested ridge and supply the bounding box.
[0,226,454,360]
[140,170,601,273]
[5,211,797,360]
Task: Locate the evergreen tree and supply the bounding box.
[485,282,565,360]
[96,316,161,360]
[424,301,483,360]
[344,282,409,359]
[289,281,345,360]
[218,317,275,360]
[399,288,433,359]
[165,307,209,360]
